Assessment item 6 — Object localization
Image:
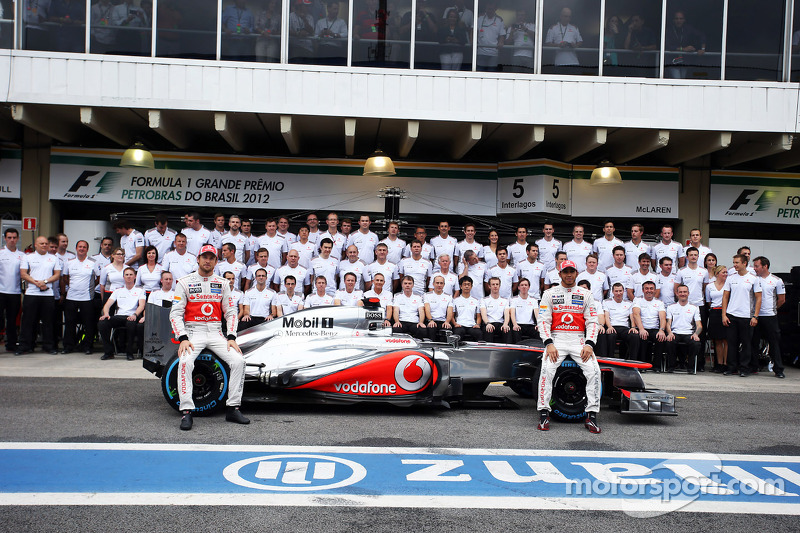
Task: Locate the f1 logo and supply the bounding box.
[223,454,367,491]
[68,170,100,192]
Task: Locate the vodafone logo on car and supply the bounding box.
[394,354,432,392]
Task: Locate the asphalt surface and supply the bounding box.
[1,352,799,531]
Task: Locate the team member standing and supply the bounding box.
[17,237,62,355]
[722,254,761,377]
[136,246,164,297]
[537,260,601,434]
[543,251,569,290]
[98,267,145,361]
[657,257,677,306]
[215,243,247,291]
[486,247,517,299]
[456,223,483,263]
[684,228,712,265]
[429,255,458,296]
[665,284,702,373]
[592,221,623,272]
[458,250,487,300]
[510,278,538,343]
[347,215,379,264]
[144,213,177,264]
[515,244,545,299]
[162,234,198,289]
[631,253,659,299]
[577,254,608,303]
[675,247,710,370]
[430,220,458,267]
[482,229,501,268]
[506,226,529,266]
[258,218,288,270]
[210,213,227,252]
[632,281,666,366]
[114,220,144,268]
[62,240,97,355]
[0,228,24,352]
[403,226,435,262]
[181,213,214,258]
[289,226,317,269]
[276,216,297,247]
[337,245,367,290]
[705,265,728,373]
[273,250,310,293]
[309,238,339,296]
[305,213,321,246]
[170,245,248,431]
[563,225,592,273]
[319,213,347,260]
[398,240,433,296]
[625,223,652,271]
[752,256,785,378]
[240,219,260,266]
[480,277,511,343]
[221,215,249,264]
[379,221,406,264]
[244,248,276,292]
[535,223,561,272]
[651,224,685,272]
[365,243,399,292]
[605,246,634,301]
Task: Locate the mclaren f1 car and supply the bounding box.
[142,301,676,421]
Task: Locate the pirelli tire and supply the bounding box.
[161,353,230,414]
[550,360,589,422]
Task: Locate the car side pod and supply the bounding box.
[618,388,677,416]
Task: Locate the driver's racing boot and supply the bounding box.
[180,411,193,431]
[584,412,601,434]
[226,406,250,425]
[537,410,550,431]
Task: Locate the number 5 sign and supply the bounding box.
[496,175,572,215]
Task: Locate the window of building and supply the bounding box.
[90,0,153,56]
[498,0,537,73]
[0,0,15,49]
[156,0,217,60]
[663,0,723,80]
[726,0,786,81]
[602,0,662,78]
[289,0,348,65]
[23,0,87,53]
[541,0,600,75]
[793,0,800,80]
[352,0,410,68]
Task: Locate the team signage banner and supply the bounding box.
[497,160,572,215]
[48,148,498,216]
[710,171,800,224]
[0,148,22,199]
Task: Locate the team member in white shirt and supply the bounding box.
[379,222,406,264]
[728,246,757,276]
[391,275,426,339]
[245,248,277,292]
[605,246,634,301]
[482,229,501,268]
[632,281,666,368]
[506,226,530,266]
[480,277,511,343]
[135,246,164,295]
[214,243,247,292]
[288,226,317,269]
[51,234,76,348]
[423,275,454,340]
[319,212,347,260]
[91,236,114,322]
[631,253,660,300]
[210,213,228,253]
[276,216,297,247]
[543,251,569,289]
[398,240,433,296]
[98,267,146,360]
[275,275,305,316]
[515,243,545,300]
[592,220,624,273]
[62,240,97,354]
[705,265,728,373]
[485,247,517,299]
[273,249,310,294]
[429,221,458,267]
[651,224,686,272]
[361,273,393,324]
[347,215,379,264]
[258,218,288,270]
[181,212,213,257]
[309,239,339,296]
[220,271,243,319]
[428,254,459,296]
[458,250,488,300]
[221,215,249,264]
[451,276,482,341]
[577,254,608,303]
[456,223,483,264]
[305,277,336,308]
[684,228,712,265]
[603,283,640,359]
[114,220,145,268]
[722,254,762,377]
[675,246,710,370]
[0,228,24,352]
[144,213,177,265]
[535,222,561,272]
[510,277,538,344]
[18,236,62,355]
[578,279,608,357]
[665,284,702,373]
[241,267,277,328]
[334,272,364,306]
[337,245,367,290]
[625,223,652,271]
[162,234,198,289]
[563,224,593,273]
[240,219,260,266]
[304,213,321,246]
[751,256,785,378]
[657,257,677,306]
[365,243,399,293]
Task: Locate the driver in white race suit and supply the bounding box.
[169,245,250,431]
[537,260,602,434]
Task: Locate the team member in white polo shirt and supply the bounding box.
[657,257,677,306]
[162,234,198,290]
[625,223,652,271]
[603,282,640,359]
[240,268,277,329]
[456,223,483,264]
[288,226,317,269]
[428,254,459,296]
[309,239,339,296]
[0,228,24,352]
[276,216,297,247]
[361,273,393,325]
[458,250,487,300]
[240,219,260,266]
[334,272,364,306]
[275,275,305,316]
[675,246,710,370]
[664,284,702,373]
[215,243,247,291]
[398,240,433,296]
[451,276,482,341]
[337,245,367,291]
[347,215,379,264]
[632,281,666,367]
[506,226,530,266]
[631,253,660,300]
[220,215,249,264]
[651,224,685,272]
[304,213,321,246]
[430,220,458,267]
[391,275,426,339]
[592,221,623,272]
[379,222,406,264]
[535,222,561,272]
[319,213,347,260]
[273,249,310,294]
[577,254,608,303]
[135,246,164,296]
[751,256,785,378]
[605,246,634,301]
[424,275,453,340]
[181,212,213,257]
[365,243,399,292]
[144,213,177,265]
[684,228,712,265]
[17,236,62,355]
[722,254,762,377]
[98,267,146,361]
[728,246,757,276]
[543,251,569,290]
[480,277,511,343]
[563,225,593,273]
[705,265,728,373]
[244,248,277,292]
[258,218,288,270]
[210,213,228,253]
[62,240,97,355]
[305,277,336,308]
[510,277,538,344]
[114,220,145,268]
[515,243,545,300]
[486,247,517,299]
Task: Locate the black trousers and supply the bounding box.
[392,321,426,339]
[605,328,641,359]
[19,295,55,352]
[426,320,451,341]
[98,315,137,356]
[452,325,484,342]
[594,332,608,357]
[752,315,783,374]
[698,305,709,369]
[238,315,266,331]
[638,328,666,365]
[483,322,512,343]
[511,323,539,344]
[53,297,65,346]
[665,334,700,371]
[726,315,753,373]
[0,292,21,350]
[63,299,96,352]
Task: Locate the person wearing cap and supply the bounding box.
[169,244,249,431]
[537,259,602,434]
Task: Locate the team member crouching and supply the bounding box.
[510,278,538,343]
[452,276,483,341]
[537,260,602,434]
[169,245,249,431]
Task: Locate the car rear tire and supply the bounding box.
[161,353,229,414]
